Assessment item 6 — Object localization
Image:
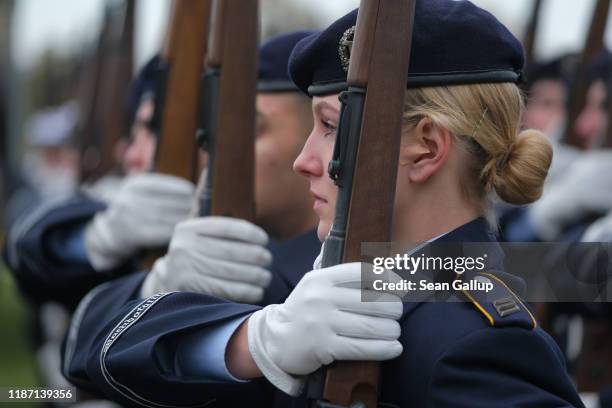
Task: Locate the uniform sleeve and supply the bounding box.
[427,327,586,408]
[62,272,275,407]
[501,207,540,242]
[62,272,148,393]
[3,194,134,309]
[47,223,88,263]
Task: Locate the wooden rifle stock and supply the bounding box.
[99,0,134,179]
[197,0,258,221]
[80,0,135,183]
[309,2,416,407]
[153,0,211,181]
[78,5,112,183]
[523,0,542,65]
[605,54,612,148]
[562,0,609,149]
[140,0,211,269]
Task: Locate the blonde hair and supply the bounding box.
[402,83,552,206]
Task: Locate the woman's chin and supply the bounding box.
[317,220,332,242]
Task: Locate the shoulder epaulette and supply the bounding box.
[460,272,537,330]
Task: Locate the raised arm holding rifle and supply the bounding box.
[140,0,273,302]
[2,0,194,306]
[83,0,211,272]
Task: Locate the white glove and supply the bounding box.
[85,173,195,270]
[580,392,600,408]
[248,262,403,396]
[141,216,273,303]
[582,210,612,242]
[530,150,612,240]
[312,241,325,270]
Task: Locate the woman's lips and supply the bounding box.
[311,191,327,210]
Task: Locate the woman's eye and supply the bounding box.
[321,119,337,136]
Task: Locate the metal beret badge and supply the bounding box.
[338,25,355,72]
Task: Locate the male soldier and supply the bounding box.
[61,5,584,408]
[139,30,320,305]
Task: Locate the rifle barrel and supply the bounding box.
[315,1,416,407]
[153,0,211,181]
[198,0,258,221]
[563,0,610,148]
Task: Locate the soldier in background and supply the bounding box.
[140,30,320,305]
[500,52,612,243]
[502,51,612,408]
[4,101,80,226]
[523,54,573,139]
[573,51,611,150]
[2,56,193,408]
[522,52,612,243]
[3,55,193,310]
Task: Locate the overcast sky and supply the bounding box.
[9,0,612,70]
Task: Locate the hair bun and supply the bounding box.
[492,129,552,205]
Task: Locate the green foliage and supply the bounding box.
[0,265,41,407]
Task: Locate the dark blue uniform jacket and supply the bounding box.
[61,218,585,407]
[2,194,135,309]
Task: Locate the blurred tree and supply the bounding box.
[27,49,83,110]
[260,0,322,41]
[0,0,15,227]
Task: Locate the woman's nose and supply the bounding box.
[293,134,324,178]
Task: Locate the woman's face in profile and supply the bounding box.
[293,94,341,241]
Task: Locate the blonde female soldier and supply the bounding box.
[61,2,585,407]
[228,3,584,407]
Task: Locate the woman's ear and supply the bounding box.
[398,117,452,183]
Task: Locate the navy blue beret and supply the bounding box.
[588,50,612,83]
[258,30,318,92]
[127,55,161,121]
[525,53,577,89]
[289,0,525,96]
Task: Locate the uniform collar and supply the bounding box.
[436,216,498,244]
[400,216,527,317]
